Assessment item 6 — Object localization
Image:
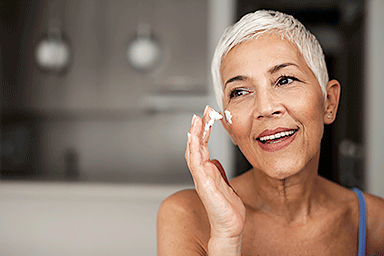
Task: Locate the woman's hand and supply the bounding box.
[185,106,246,255]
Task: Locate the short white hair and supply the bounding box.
[211,10,329,110]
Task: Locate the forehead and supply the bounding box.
[220,33,309,79]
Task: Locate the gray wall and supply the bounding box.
[23,0,209,183]
[365,0,384,197]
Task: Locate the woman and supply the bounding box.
[157,10,384,255]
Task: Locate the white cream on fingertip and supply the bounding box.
[202,108,223,139]
[224,109,232,124]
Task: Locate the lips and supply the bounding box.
[256,128,298,152]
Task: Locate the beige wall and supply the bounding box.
[0,182,189,255]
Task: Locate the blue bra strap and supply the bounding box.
[352,188,367,256]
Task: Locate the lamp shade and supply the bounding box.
[126,23,162,72]
[35,27,71,73]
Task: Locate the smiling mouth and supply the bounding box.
[257,129,298,144]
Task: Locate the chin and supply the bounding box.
[260,159,307,180]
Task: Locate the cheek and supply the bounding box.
[306,95,325,123]
[297,95,325,141]
[223,94,255,129]
[289,87,324,120]
[224,106,254,139]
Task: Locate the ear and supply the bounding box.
[220,117,238,145]
[324,79,341,124]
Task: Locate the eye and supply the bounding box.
[229,88,250,99]
[275,76,298,86]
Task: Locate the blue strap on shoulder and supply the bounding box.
[352,187,366,256]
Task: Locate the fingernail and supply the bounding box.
[191,114,197,125]
[203,105,209,115]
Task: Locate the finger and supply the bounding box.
[201,105,213,144]
[189,111,212,162]
[201,106,225,163]
[185,114,198,166]
[202,105,223,145]
[188,127,205,170]
[185,132,192,167]
[188,133,216,193]
[186,111,213,182]
[190,113,203,139]
[186,114,203,169]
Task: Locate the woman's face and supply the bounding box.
[220,34,332,180]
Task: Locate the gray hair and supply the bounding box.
[211,10,328,110]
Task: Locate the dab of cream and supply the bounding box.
[224,109,232,124]
[203,108,223,139]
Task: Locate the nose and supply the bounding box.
[253,89,285,119]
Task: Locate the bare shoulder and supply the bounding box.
[158,189,208,226]
[157,189,210,255]
[364,192,384,254]
[321,180,384,253]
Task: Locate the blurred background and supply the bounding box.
[1,0,383,255]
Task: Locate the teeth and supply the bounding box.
[259,130,296,142]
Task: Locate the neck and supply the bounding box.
[249,154,324,226]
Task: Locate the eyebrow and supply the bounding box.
[224,75,247,88]
[224,62,299,89]
[268,62,298,74]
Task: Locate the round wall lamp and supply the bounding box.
[126,23,162,72]
[35,27,71,74]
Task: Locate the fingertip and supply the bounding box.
[204,105,214,116]
[190,114,202,136]
[191,114,197,126]
[203,105,209,115]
